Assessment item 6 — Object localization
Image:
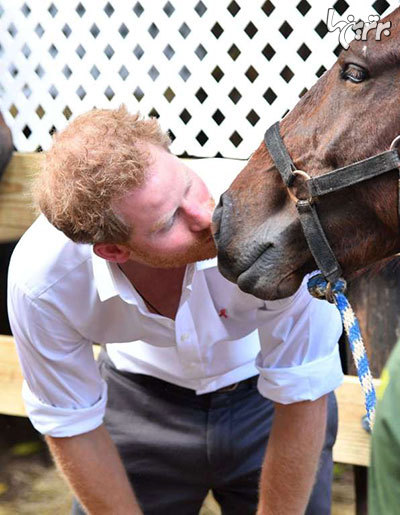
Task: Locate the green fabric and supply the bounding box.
[369,340,400,515]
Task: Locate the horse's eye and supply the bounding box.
[341,64,368,84]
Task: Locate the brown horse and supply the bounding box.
[213,7,400,301]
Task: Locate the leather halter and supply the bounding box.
[264,122,400,284]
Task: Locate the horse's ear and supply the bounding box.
[93,242,131,263]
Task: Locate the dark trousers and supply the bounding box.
[73,354,338,514]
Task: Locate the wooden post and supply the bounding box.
[0,152,41,243]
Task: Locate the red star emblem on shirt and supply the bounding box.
[218,308,228,319]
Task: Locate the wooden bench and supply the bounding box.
[0,331,380,467]
[0,153,381,470]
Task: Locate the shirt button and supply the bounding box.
[180,333,190,342]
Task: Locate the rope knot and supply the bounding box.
[307,272,375,432]
[307,273,347,303]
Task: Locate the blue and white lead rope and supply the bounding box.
[307,274,376,432]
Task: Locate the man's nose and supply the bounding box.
[182,201,212,232]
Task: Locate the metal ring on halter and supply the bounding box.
[287,169,313,203]
[325,282,336,304]
[390,134,400,151]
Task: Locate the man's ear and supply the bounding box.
[93,243,131,263]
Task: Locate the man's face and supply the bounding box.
[114,144,216,268]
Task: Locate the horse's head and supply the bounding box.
[213,7,400,300]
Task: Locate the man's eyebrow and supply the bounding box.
[149,171,192,233]
[149,210,175,234]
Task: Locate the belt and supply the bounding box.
[215,375,258,393]
[100,350,259,397]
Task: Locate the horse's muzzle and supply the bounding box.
[213,192,265,284]
[212,192,242,282]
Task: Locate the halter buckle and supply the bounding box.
[325,282,336,304]
[288,170,313,204]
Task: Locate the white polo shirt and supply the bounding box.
[7,158,343,437]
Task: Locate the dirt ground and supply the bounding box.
[0,416,356,515]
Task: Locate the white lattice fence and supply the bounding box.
[0,0,398,157]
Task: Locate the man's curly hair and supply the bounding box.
[34,106,171,244]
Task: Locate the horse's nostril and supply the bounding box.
[212,205,222,238]
[212,193,228,240]
[212,192,235,248]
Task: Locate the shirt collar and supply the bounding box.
[91,249,139,304]
[196,257,218,271]
[91,250,218,302]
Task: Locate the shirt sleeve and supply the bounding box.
[255,276,344,404]
[8,285,107,437]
